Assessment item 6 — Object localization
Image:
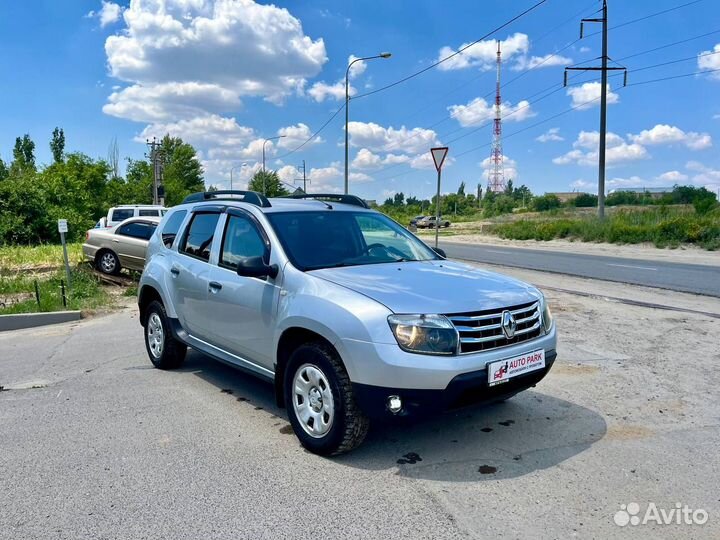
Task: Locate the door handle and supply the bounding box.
[113,239,119,243]
[170,267,180,276]
[209,281,222,292]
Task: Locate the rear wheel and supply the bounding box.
[97,250,120,275]
[143,300,186,369]
[284,342,369,456]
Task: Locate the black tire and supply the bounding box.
[143,300,187,369]
[96,250,121,275]
[284,342,369,456]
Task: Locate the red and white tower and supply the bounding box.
[487,40,506,193]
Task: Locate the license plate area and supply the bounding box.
[488,349,545,387]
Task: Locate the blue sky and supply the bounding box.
[1,0,719,200]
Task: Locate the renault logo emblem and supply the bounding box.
[501,310,517,339]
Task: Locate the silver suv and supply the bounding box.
[138,191,556,455]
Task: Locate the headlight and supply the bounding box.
[387,314,459,355]
[542,298,553,333]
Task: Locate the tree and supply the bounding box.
[511,184,532,205]
[0,157,8,181]
[10,134,35,176]
[532,194,561,212]
[504,179,514,196]
[393,192,405,207]
[50,127,65,163]
[248,170,289,197]
[160,135,204,205]
[457,181,466,196]
[573,193,598,207]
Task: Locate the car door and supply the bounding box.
[114,220,157,270]
[171,209,222,341]
[206,210,281,370]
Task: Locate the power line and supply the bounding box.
[584,0,705,38]
[625,67,720,86]
[628,50,720,73]
[353,0,550,100]
[273,102,345,160]
[615,28,720,62]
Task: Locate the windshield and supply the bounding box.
[266,211,439,271]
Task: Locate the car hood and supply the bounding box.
[310,260,541,314]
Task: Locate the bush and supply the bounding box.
[531,194,561,212]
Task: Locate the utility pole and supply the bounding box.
[564,0,626,218]
[146,137,164,206]
[477,183,482,207]
[295,160,310,193]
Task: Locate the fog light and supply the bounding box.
[387,395,402,414]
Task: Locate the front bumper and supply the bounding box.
[352,349,556,418]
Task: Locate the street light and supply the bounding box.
[229,162,247,191]
[345,52,392,195]
[262,135,286,195]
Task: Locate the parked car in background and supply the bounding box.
[104,205,167,228]
[417,215,450,228]
[409,215,426,226]
[83,217,161,274]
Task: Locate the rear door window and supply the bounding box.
[180,213,220,261]
[139,209,160,217]
[161,210,187,247]
[111,209,134,222]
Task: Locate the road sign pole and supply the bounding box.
[434,168,442,249]
[58,220,72,291]
[430,147,449,250]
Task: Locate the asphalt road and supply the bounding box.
[441,241,720,297]
[3,285,720,539]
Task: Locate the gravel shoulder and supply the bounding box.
[1,269,718,539]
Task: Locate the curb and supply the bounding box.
[0,311,82,332]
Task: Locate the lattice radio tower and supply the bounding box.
[487,40,506,193]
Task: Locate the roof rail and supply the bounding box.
[284,193,369,209]
[182,190,271,208]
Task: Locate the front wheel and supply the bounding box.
[144,300,187,369]
[284,342,369,456]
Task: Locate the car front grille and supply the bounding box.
[446,301,543,354]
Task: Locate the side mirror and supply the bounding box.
[432,247,446,258]
[236,256,279,279]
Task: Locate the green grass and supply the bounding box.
[490,207,720,250]
[0,267,111,314]
[0,242,84,271]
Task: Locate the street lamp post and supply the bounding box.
[229,162,247,191]
[344,52,392,195]
[262,135,285,196]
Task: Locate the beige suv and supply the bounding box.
[83,217,161,274]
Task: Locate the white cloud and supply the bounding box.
[629,124,712,150]
[437,33,529,71]
[347,54,367,78]
[448,97,534,127]
[103,0,328,186]
[513,53,572,71]
[307,80,355,102]
[553,130,649,166]
[566,82,619,110]
[579,46,591,53]
[87,1,122,28]
[656,170,688,182]
[685,161,720,193]
[348,121,440,155]
[698,44,720,79]
[136,114,254,148]
[276,123,323,149]
[536,127,564,143]
[570,179,593,191]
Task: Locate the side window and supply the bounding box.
[220,214,267,270]
[161,210,187,247]
[117,222,156,240]
[180,213,220,261]
[111,209,134,222]
[139,209,160,217]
